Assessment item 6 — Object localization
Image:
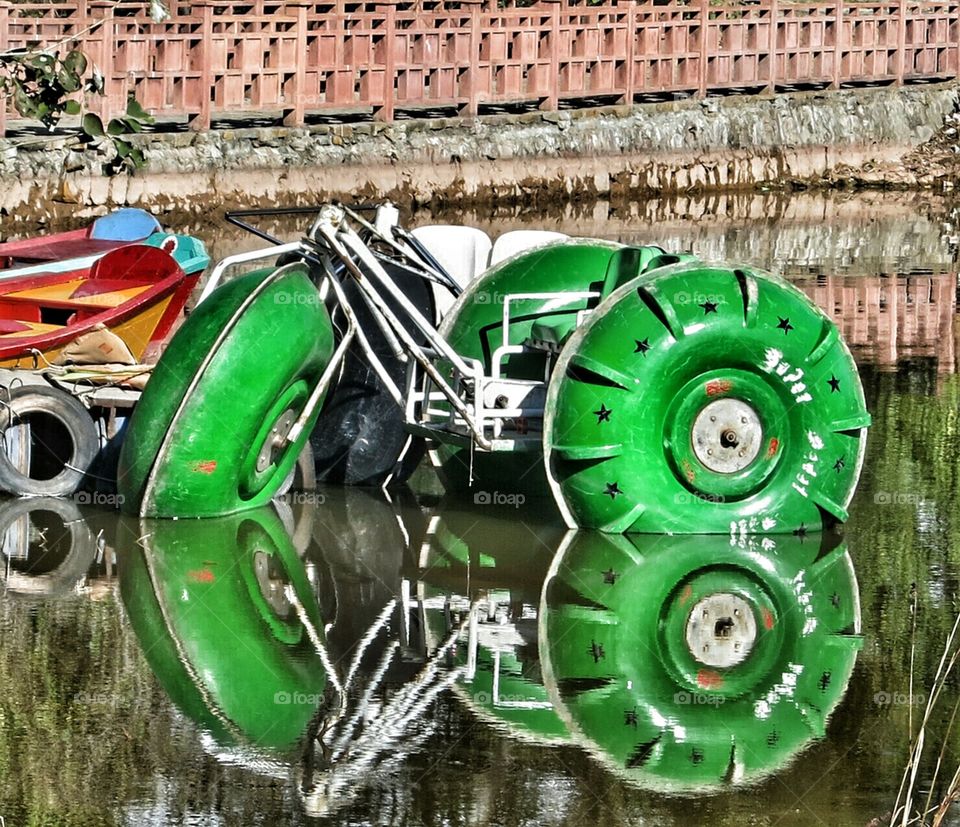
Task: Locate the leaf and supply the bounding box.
[57,69,81,93]
[12,84,38,119]
[107,117,127,136]
[81,112,105,138]
[26,53,55,76]
[62,50,88,77]
[113,138,132,159]
[128,146,146,168]
[125,97,154,124]
[64,100,81,116]
[121,115,144,133]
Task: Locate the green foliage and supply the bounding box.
[0,47,153,172]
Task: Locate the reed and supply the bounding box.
[890,588,960,827]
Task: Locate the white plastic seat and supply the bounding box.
[410,225,493,318]
[409,225,493,288]
[489,230,569,267]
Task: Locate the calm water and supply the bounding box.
[2,190,960,826]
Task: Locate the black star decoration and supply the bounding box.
[767,730,780,747]
[594,404,612,424]
[634,338,650,356]
[827,374,841,393]
[588,640,605,663]
[624,708,638,727]
[602,568,618,585]
[776,317,794,335]
[833,457,845,473]
[831,592,841,608]
[690,749,705,765]
[818,671,832,691]
[793,523,808,539]
[604,482,623,499]
[699,300,718,314]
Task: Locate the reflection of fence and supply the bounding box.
[1,0,958,134]
[796,275,959,372]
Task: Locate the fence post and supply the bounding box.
[624,0,636,105]
[89,1,116,122]
[189,0,213,131]
[0,2,8,139]
[459,0,483,117]
[539,0,561,112]
[284,0,309,126]
[698,0,709,97]
[833,0,843,88]
[768,0,778,94]
[896,0,907,85]
[373,0,397,122]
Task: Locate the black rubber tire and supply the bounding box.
[0,385,99,497]
[311,260,431,487]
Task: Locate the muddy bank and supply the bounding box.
[1,82,958,220]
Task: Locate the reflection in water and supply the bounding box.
[540,532,860,792]
[418,520,861,795]
[117,509,328,771]
[73,489,862,817]
[0,497,104,598]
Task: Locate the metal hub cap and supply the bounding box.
[685,592,757,668]
[256,409,296,473]
[253,550,294,618]
[691,398,762,474]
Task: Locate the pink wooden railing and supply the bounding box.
[0,0,956,135]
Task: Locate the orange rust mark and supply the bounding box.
[682,459,696,483]
[193,460,217,474]
[679,583,694,606]
[762,607,775,630]
[706,379,733,397]
[697,670,724,689]
[766,437,780,459]
[188,569,215,583]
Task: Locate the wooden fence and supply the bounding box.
[1,0,958,134]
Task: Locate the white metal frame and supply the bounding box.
[202,204,598,456]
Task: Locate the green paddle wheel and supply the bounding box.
[118,263,335,518]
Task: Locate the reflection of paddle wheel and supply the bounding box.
[117,507,329,761]
[540,533,861,792]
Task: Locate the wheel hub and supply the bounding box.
[685,592,757,668]
[256,409,296,473]
[691,398,762,474]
